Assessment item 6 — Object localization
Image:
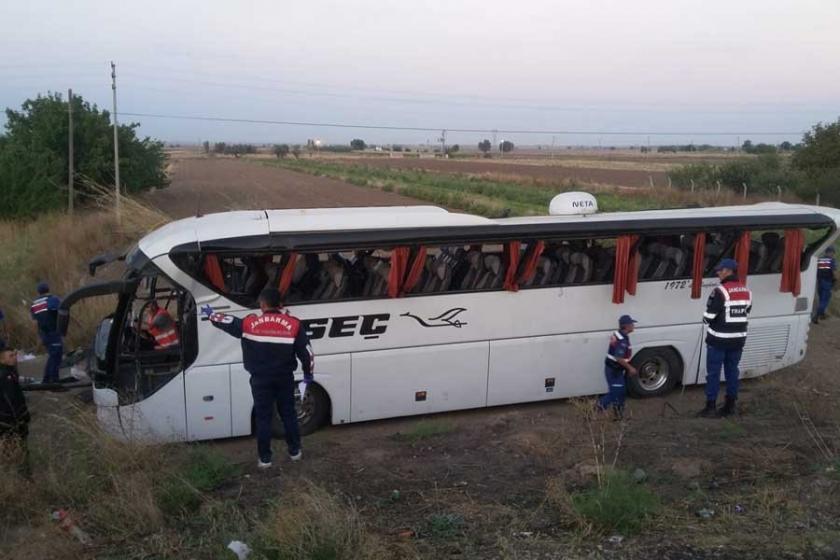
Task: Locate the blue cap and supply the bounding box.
[36,282,50,294]
[714,258,738,272]
[619,314,638,326]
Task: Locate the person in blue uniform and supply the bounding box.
[30,282,63,384]
[597,315,638,419]
[206,287,313,468]
[813,247,836,324]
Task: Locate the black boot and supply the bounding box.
[812,314,819,324]
[718,396,737,417]
[697,400,717,418]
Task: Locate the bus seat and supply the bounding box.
[459,250,484,290]
[361,257,390,297]
[547,247,570,284]
[668,247,687,277]
[762,232,783,273]
[477,254,504,290]
[749,240,765,274]
[421,253,455,293]
[592,246,616,282]
[638,243,660,279]
[523,256,554,287]
[313,259,348,300]
[242,258,269,298]
[565,252,592,284]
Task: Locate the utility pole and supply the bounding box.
[439,129,446,156]
[111,61,121,222]
[67,88,74,215]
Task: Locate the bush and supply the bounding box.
[0,92,168,218]
[571,470,660,535]
[157,446,238,516]
[256,482,384,560]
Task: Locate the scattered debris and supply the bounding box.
[515,531,534,539]
[632,468,647,483]
[397,529,416,539]
[389,489,401,501]
[51,510,91,545]
[226,540,252,559]
[608,535,625,545]
[453,481,468,487]
[735,504,745,514]
[696,508,715,520]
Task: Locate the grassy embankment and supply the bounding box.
[263,158,785,217]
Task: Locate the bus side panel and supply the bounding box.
[106,373,188,443]
[739,315,804,379]
[185,365,232,441]
[350,342,489,422]
[488,332,607,406]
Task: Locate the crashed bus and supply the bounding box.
[60,195,840,442]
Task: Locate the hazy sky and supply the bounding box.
[2,0,839,146]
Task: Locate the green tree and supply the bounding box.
[478,139,492,154]
[0,92,167,218]
[500,140,514,153]
[202,140,210,153]
[291,145,302,159]
[350,138,367,150]
[791,118,840,204]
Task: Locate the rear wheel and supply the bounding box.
[271,382,330,437]
[627,347,682,398]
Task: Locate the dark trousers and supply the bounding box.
[43,342,63,384]
[598,366,626,411]
[250,374,300,463]
[817,279,833,316]
[705,345,743,401]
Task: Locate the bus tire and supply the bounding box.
[271,382,330,438]
[627,347,682,398]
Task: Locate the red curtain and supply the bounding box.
[780,229,804,296]
[203,255,226,292]
[734,231,751,284]
[503,241,522,291]
[612,235,639,304]
[388,247,410,298]
[516,241,545,285]
[691,233,706,299]
[278,252,299,297]
[401,247,428,295]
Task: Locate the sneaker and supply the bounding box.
[289,450,302,462]
[257,459,272,469]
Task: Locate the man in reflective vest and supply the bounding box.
[597,315,638,419]
[698,258,752,418]
[143,301,180,350]
[30,282,63,383]
[207,287,314,468]
[813,247,836,324]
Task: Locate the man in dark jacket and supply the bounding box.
[30,282,63,383]
[207,288,313,468]
[0,338,31,449]
[698,258,752,418]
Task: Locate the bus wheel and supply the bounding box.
[271,382,330,437]
[627,347,682,398]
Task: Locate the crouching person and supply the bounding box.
[597,315,638,420]
[207,288,313,469]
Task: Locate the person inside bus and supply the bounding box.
[698,258,752,418]
[813,246,836,324]
[141,300,180,350]
[597,315,638,420]
[30,282,63,384]
[206,287,313,468]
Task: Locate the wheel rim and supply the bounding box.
[295,385,315,426]
[638,357,670,392]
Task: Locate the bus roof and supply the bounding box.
[139,202,840,258]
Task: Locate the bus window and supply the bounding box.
[113,270,197,404]
[636,235,688,281]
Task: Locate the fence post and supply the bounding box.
[776,185,782,201]
[742,182,747,199]
[649,175,655,189]
[816,192,821,206]
[690,179,695,193]
[667,176,672,190]
[716,181,721,195]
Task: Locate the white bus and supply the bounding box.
[60,197,840,442]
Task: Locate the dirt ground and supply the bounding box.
[169,320,839,559]
[147,156,422,219]
[311,156,671,189]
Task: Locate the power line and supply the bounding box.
[120,111,805,137]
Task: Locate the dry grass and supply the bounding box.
[257,481,387,560]
[0,184,169,349]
